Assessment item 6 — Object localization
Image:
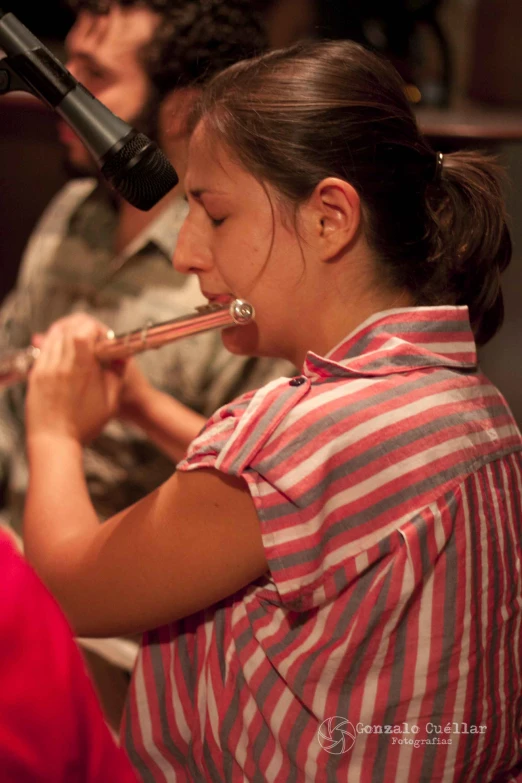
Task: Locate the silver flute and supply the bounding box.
[0,298,255,389]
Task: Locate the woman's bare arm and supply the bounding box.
[23,316,266,637]
[24,442,267,638]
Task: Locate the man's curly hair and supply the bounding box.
[66,0,269,99]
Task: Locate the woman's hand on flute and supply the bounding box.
[26,314,124,445]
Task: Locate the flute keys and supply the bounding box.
[18,345,40,372]
[0,345,40,388]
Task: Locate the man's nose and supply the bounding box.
[173,219,212,275]
[64,59,77,79]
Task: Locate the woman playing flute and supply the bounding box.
[22,40,522,782]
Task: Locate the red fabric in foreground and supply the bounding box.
[0,531,137,782]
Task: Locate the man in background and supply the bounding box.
[0,0,295,734]
[0,0,292,535]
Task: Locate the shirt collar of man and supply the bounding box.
[303,306,477,380]
[75,181,188,262]
[125,194,189,261]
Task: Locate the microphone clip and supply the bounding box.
[0,55,33,97]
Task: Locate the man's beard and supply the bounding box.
[60,90,161,182]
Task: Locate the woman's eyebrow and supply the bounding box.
[188,188,228,200]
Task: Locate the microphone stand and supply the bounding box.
[0,57,33,96]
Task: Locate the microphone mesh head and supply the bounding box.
[100,132,179,211]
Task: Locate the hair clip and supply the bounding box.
[434,151,444,183]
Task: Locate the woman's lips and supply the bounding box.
[202,293,235,305]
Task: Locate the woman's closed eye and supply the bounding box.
[209,215,226,227]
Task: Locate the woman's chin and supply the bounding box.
[221,323,260,356]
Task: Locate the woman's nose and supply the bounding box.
[173,219,212,275]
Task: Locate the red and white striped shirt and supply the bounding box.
[122,306,522,782]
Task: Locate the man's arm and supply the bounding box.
[117,359,206,463]
[0,287,35,520]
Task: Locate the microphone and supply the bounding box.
[0,9,178,210]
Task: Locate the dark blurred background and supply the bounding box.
[0,1,74,38]
[2,0,522,424]
[0,0,459,107]
[4,0,522,108]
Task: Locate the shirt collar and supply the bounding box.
[303,306,477,380]
[125,196,188,260]
[82,183,188,261]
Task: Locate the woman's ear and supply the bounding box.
[304,177,361,261]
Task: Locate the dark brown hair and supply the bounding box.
[191,39,511,346]
[66,0,268,98]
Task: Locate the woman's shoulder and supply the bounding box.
[178,374,311,475]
